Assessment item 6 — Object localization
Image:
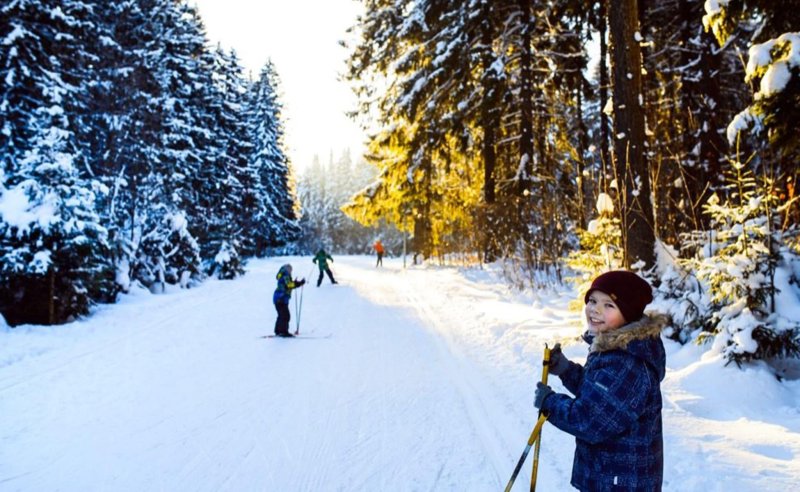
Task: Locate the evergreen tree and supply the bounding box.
[680,163,800,365]
[77,0,180,291]
[0,117,114,325]
[1,0,91,175]
[297,155,329,253]
[197,46,253,278]
[245,60,301,255]
[0,0,116,324]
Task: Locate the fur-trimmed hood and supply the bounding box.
[586,314,668,381]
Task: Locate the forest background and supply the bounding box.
[1,0,799,371]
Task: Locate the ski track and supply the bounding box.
[399,275,508,487]
[0,257,570,491]
[9,257,796,490]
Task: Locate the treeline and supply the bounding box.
[343,0,800,366]
[0,0,299,325]
[296,150,404,256]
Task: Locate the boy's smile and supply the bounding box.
[585,290,626,333]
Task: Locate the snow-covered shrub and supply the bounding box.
[566,192,623,300]
[130,207,202,293]
[651,241,713,344]
[205,240,246,280]
[679,162,800,366]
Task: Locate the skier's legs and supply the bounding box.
[274,302,291,335]
[317,269,324,287]
[326,267,337,284]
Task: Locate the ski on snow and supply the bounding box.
[261,333,332,339]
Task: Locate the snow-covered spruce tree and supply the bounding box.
[297,155,332,253]
[76,1,175,291]
[130,205,201,293]
[0,0,116,325]
[0,123,115,325]
[687,1,800,366]
[566,192,623,297]
[680,161,800,366]
[702,2,799,184]
[127,0,206,292]
[196,47,253,278]
[206,239,245,280]
[244,60,300,256]
[1,0,94,175]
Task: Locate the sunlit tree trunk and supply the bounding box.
[599,0,611,187]
[610,0,656,269]
[517,0,534,196]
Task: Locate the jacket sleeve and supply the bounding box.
[557,359,585,395]
[542,352,654,444]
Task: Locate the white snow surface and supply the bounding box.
[2,256,799,491]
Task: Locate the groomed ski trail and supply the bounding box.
[1,256,578,491]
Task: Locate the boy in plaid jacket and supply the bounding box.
[535,270,666,491]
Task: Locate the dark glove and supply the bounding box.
[534,382,554,410]
[546,343,570,376]
[295,278,306,287]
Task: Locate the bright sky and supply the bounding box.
[191,1,366,171]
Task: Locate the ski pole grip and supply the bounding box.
[541,344,551,386]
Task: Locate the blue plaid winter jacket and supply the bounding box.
[541,315,667,491]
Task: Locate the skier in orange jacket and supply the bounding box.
[373,239,385,267]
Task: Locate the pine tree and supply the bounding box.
[0,0,116,324]
[1,0,91,174]
[0,118,114,325]
[681,161,800,365]
[245,60,300,255]
[198,46,253,278]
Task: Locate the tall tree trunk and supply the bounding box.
[517,0,534,196]
[576,80,588,230]
[478,1,501,262]
[599,0,611,188]
[48,268,55,325]
[609,0,656,269]
[479,2,498,206]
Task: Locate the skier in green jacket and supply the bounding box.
[312,248,337,287]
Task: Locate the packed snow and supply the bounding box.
[2,256,799,491]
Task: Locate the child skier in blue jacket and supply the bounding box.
[534,270,666,491]
[273,264,305,337]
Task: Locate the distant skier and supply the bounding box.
[273,264,305,337]
[312,248,337,287]
[373,239,384,267]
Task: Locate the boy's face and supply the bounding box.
[585,291,626,333]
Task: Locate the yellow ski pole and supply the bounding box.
[530,344,550,491]
[504,344,551,492]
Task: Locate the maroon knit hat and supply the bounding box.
[584,270,653,323]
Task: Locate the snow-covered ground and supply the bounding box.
[2,256,799,491]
